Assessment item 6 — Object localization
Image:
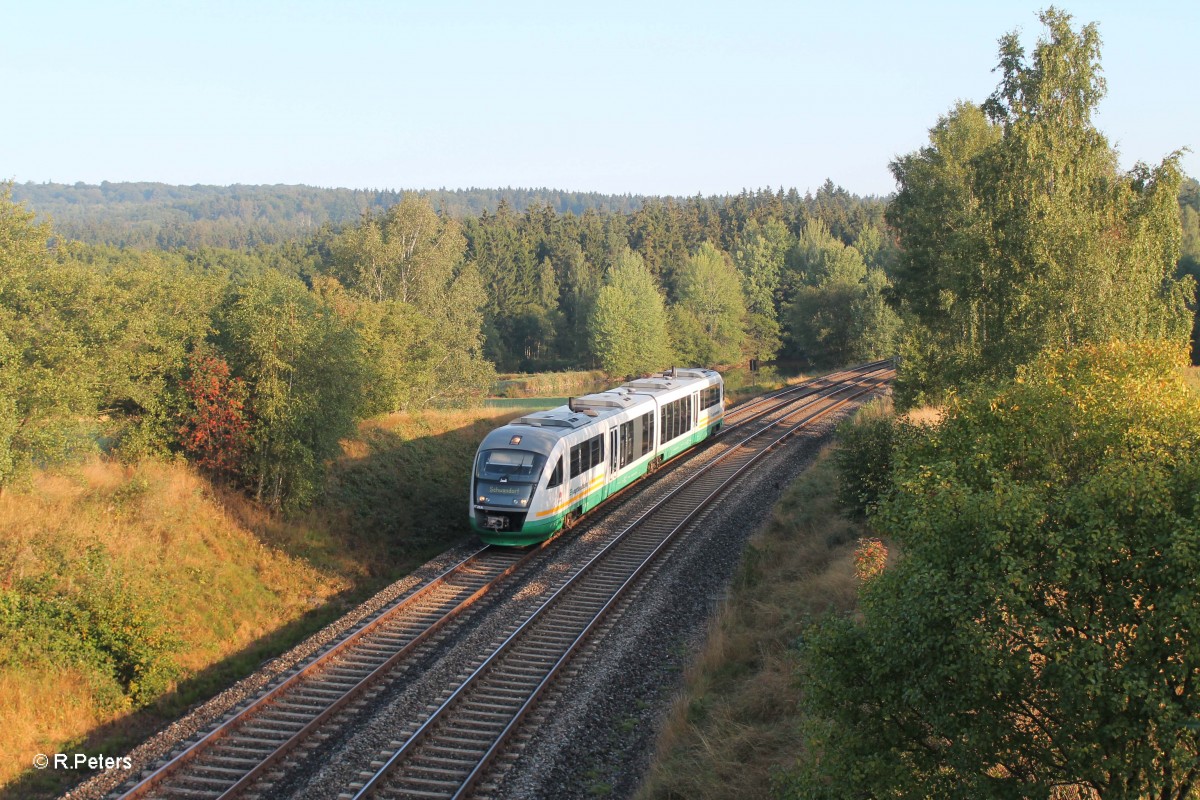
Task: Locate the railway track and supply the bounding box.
[345,366,893,800]
[108,361,891,800]
[112,548,547,800]
[722,358,893,426]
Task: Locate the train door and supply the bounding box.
[609,428,618,475]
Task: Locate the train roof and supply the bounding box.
[506,368,720,432]
[622,367,719,393]
[481,368,721,456]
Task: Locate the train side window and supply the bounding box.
[547,456,563,488]
[661,396,695,443]
[591,435,603,467]
[570,444,583,478]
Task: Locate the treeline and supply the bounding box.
[4,149,1198,515]
[456,185,900,373]
[11,182,650,250]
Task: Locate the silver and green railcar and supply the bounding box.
[469,368,724,546]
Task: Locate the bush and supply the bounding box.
[833,399,896,517]
[0,548,180,708]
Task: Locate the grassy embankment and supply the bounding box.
[0,404,543,799]
[491,369,609,401]
[637,400,894,800]
[636,446,867,799]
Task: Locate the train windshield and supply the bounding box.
[475,449,547,484]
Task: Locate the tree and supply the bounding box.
[466,201,560,370]
[330,194,465,306]
[325,197,493,411]
[1178,177,1200,363]
[177,350,250,479]
[849,265,902,362]
[671,242,747,365]
[887,10,1193,406]
[733,219,793,360]
[86,256,224,457]
[790,342,1200,799]
[0,187,99,482]
[590,249,672,377]
[785,221,899,366]
[218,271,369,509]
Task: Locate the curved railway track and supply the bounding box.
[345,366,893,800]
[109,361,892,800]
[113,547,549,800]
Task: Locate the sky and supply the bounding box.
[5,0,1197,197]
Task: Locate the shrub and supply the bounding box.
[833,399,897,517]
[0,548,180,708]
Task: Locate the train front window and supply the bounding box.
[476,449,547,483]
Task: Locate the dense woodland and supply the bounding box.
[3,7,1200,797]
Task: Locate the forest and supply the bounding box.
[11,182,649,249]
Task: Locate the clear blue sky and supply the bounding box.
[5,0,1196,197]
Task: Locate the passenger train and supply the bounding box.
[470,368,725,546]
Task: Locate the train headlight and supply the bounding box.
[478,495,488,503]
[517,498,528,506]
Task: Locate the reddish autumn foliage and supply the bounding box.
[178,353,250,478]
[853,537,887,582]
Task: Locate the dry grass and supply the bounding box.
[722,365,820,407]
[370,406,518,434]
[1184,365,1200,395]
[492,370,608,398]
[902,403,944,426]
[0,457,353,792]
[637,445,877,800]
[0,667,102,771]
